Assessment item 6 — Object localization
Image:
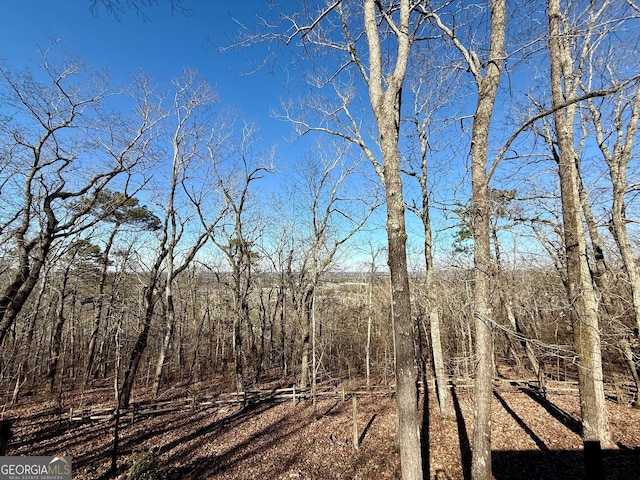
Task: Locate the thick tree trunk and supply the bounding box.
[362,0,423,475]
[548,0,611,450]
[468,2,506,478]
[0,249,49,349]
[471,157,495,480]
[375,86,423,480]
[385,154,423,480]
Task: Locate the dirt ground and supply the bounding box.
[2,378,639,479]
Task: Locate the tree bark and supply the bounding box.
[152,290,175,399]
[11,266,51,404]
[548,0,611,449]
[424,213,452,419]
[363,1,423,476]
[384,146,422,480]
[468,2,506,478]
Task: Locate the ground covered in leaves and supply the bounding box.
[2,377,639,479]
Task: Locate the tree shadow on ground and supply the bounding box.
[451,386,472,480]
[322,400,340,416]
[170,401,312,479]
[359,413,377,446]
[493,390,549,451]
[90,399,283,479]
[492,447,640,480]
[518,383,582,436]
[157,399,278,456]
[421,392,430,477]
[494,385,639,480]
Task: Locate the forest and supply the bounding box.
[1,0,639,479]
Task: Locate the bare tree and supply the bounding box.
[9,260,54,403]
[527,77,640,399]
[46,238,100,392]
[587,81,640,336]
[119,70,218,408]
[421,2,507,477]
[285,142,379,413]
[363,242,386,387]
[205,119,272,395]
[150,71,221,399]
[404,59,462,420]
[0,50,159,350]
[268,2,428,475]
[547,0,611,454]
[84,191,161,386]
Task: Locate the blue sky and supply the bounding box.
[0,1,574,269]
[0,0,472,269]
[0,1,394,269]
[0,0,294,148]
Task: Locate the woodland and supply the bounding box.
[1,0,640,479]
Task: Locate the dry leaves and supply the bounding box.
[3,380,639,479]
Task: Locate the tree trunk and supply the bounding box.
[589,81,640,336]
[375,82,423,480]
[611,187,640,336]
[366,277,373,386]
[298,288,313,389]
[47,262,73,393]
[119,285,157,410]
[577,160,640,397]
[152,293,175,399]
[413,117,453,419]
[0,247,50,349]
[548,0,611,449]
[619,336,640,404]
[362,0,423,475]
[11,268,50,404]
[384,151,423,480]
[424,222,452,418]
[188,303,208,384]
[468,1,506,477]
[86,225,119,385]
[428,303,452,419]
